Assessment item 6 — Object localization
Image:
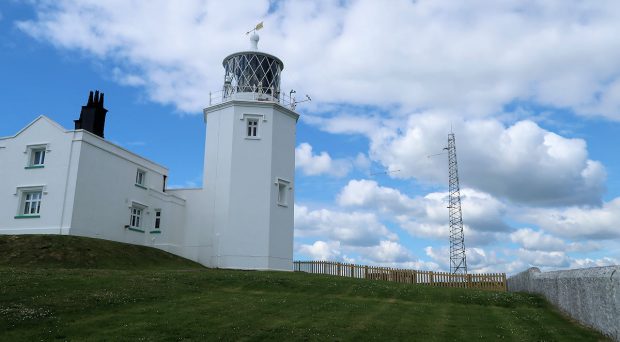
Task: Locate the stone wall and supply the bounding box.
[507,266,620,341]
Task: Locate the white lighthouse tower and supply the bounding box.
[202,32,298,271]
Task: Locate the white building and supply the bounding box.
[0,34,298,271]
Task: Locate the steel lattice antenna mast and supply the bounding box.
[444,132,467,275]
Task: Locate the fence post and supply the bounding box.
[429,271,434,286]
[412,270,417,284]
[502,273,507,292]
[364,265,368,279]
[467,274,472,289]
[337,262,341,277]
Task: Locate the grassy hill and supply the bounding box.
[0,235,203,269]
[0,235,608,341]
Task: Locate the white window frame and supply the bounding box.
[129,206,144,229]
[25,144,49,168]
[135,169,147,188]
[32,149,46,166]
[16,187,44,218]
[275,178,291,207]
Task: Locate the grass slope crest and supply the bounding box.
[0,235,202,270]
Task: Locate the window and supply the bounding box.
[130,207,143,228]
[23,191,42,215]
[154,210,161,229]
[20,191,42,217]
[247,118,259,137]
[26,146,47,168]
[276,179,290,207]
[135,169,146,188]
[32,149,45,166]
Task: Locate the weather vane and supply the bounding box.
[246,21,264,35]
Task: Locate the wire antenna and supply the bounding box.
[445,133,467,275]
[369,169,401,177]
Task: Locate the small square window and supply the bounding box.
[154,210,161,229]
[26,146,47,168]
[276,179,290,207]
[32,149,45,166]
[247,118,259,137]
[136,169,146,187]
[22,191,42,215]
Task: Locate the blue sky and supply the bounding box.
[1,1,620,274]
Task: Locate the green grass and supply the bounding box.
[0,235,203,270]
[0,235,609,341]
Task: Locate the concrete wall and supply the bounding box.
[507,266,620,340]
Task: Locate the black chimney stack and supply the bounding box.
[75,90,108,138]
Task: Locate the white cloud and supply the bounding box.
[425,245,507,273]
[521,197,620,240]
[298,240,341,260]
[338,180,511,245]
[294,204,397,247]
[365,115,606,206]
[510,228,565,252]
[570,257,619,269]
[354,240,413,263]
[337,179,419,214]
[16,0,620,120]
[295,143,351,177]
[515,249,571,268]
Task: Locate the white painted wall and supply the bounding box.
[0,116,77,235]
[70,130,186,251]
[165,188,212,264]
[203,100,298,271]
[268,105,297,271]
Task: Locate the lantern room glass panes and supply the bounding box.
[223,52,283,99]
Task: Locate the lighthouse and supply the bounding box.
[0,29,298,272]
[202,31,299,271]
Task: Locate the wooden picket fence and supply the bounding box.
[294,260,506,291]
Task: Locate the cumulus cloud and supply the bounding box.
[338,179,511,245]
[15,0,620,120]
[363,115,606,206]
[521,197,620,240]
[510,228,565,252]
[514,249,571,268]
[570,257,619,269]
[425,245,506,273]
[294,204,397,247]
[354,240,413,263]
[295,143,351,177]
[298,240,341,260]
